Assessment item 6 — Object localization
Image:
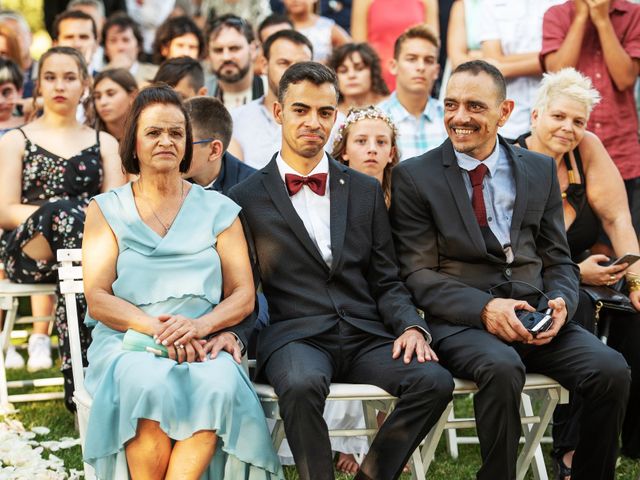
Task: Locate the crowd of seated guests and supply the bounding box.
[1,1,640,479]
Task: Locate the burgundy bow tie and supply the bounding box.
[284,173,328,196]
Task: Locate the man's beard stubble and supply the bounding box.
[215,61,251,84]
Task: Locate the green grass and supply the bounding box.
[3,354,640,479]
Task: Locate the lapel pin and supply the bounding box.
[339,178,345,185]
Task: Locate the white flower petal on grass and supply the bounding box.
[0,417,81,479]
[31,426,51,436]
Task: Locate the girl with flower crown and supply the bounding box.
[332,105,399,207]
[326,106,400,473]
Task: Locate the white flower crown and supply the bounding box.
[332,105,399,148]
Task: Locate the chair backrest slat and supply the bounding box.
[57,249,82,262]
[56,249,87,395]
[60,280,84,295]
[58,266,83,281]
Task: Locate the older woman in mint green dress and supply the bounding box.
[81,85,282,479]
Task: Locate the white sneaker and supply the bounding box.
[27,334,52,372]
[4,345,25,369]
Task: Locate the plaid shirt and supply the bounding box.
[378,92,448,161]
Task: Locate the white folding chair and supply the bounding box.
[433,375,569,480]
[57,248,95,480]
[253,369,568,480]
[251,371,431,479]
[0,275,62,412]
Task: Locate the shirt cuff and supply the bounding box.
[404,325,432,345]
[224,332,245,354]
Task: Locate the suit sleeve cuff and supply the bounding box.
[222,332,245,354]
[404,325,432,345]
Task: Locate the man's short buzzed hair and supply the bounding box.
[154,56,205,92]
[262,29,313,61]
[257,14,293,42]
[393,24,439,60]
[278,61,338,104]
[185,96,233,150]
[451,60,507,102]
[67,0,105,18]
[52,10,97,41]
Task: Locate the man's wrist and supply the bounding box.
[592,14,612,31]
[405,326,432,345]
[480,299,494,325]
[216,331,245,353]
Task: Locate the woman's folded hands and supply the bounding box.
[153,314,208,363]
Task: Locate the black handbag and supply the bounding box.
[581,285,635,339]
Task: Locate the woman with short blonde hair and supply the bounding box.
[515,67,640,475]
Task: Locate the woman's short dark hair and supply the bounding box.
[152,16,205,64]
[120,84,193,174]
[102,12,144,63]
[328,43,389,98]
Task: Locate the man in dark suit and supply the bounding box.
[229,61,454,480]
[390,60,630,480]
[185,96,256,194]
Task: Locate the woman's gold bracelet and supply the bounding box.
[626,277,640,292]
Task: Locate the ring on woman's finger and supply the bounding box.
[610,274,616,281]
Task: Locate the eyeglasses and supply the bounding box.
[193,138,214,145]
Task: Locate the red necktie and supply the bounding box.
[284,173,328,196]
[468,164,488,227]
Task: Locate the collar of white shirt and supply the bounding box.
[454,136,501,176]
[276,152,331,192]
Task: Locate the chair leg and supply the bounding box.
[83,462,96,480]
[271,418,286,452]
[445,405,459,459]
[363,401,378,446]
[1,298,19,354]
[0,343,12,413]
[516,389,559,480]
[0,297,18,413]
[409,446,426,480]
[420,400,454,475]
[521,392,548,480]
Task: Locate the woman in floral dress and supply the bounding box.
[0,46,125,409]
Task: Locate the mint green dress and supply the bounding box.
[83,183,283,480]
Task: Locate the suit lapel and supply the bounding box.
[442,140,487,255]
[505,138,528,252]
[328,159,349,276]
[261,156,330,271]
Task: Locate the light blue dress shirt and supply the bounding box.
[454,138,516,259]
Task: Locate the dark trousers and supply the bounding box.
[435,322,630,480]
[263,321,454,480]
[554,290,640,459]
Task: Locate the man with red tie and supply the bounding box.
[390,60,630,480]
[228,61,454,480]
